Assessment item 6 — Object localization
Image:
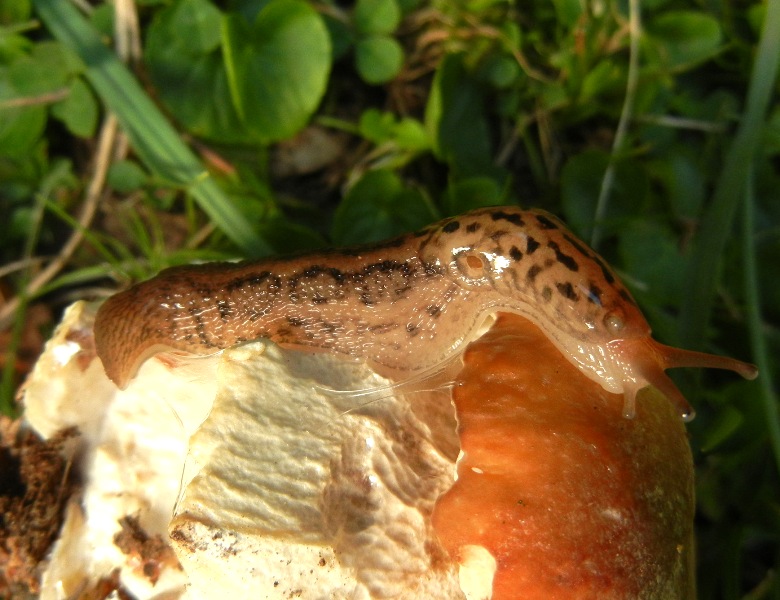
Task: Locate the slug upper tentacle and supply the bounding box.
[93,206,757,419]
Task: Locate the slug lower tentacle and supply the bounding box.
[93,206,757,419]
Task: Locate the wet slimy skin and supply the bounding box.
[93,206,757,420]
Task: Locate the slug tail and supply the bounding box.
[93,279,205,389]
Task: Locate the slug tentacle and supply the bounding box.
[606,338,758,422]
[93,206,757,421]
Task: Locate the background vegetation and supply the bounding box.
[1,0,778,596]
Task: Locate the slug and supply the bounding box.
[93,206,757,420]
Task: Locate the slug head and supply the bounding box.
[420,207,758,421]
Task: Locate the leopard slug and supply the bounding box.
[93,206,757,420]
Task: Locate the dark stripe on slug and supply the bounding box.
[427,305,442,317]
[491,210,525,226]
[226,270,273,292]
[619,288,634,304]
[526,236,540,254]
[547,241,579,272]
[509,246,523,261]
[442,220,461,233]
[536,215,559,230]
[556,282,578,301]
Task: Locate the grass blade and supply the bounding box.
[32,0,270,256]
[742,174,780,473]
[679,0,780,350]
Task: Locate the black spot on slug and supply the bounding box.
[466,222,481,233]
[585,284,603,306]
[427,305,442,317]
[541,286,553,302]
[509,246,523,262]
[594,257,615,284]
[563,233,593,259]
[526,264,542,283]
[556,282,578,301]
[217,300,232,320]
[443,220,461,233]
[548,241,579,272]
[526,236,540,255]
[536,215,559,230]
[491,210,525,226]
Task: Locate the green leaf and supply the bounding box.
[698,405,744,453]
[222,0,331,143]
[645,149,705,220]
[9,41,74,95]
[354,35,403,85]
[359,108,397,142]
[107,159,149,194]
[425,54,495,177]
[0,43,74,155]
[257,217,327,253]
[145,0,245,143]
[358,108,428,150]
[323,13,354,60]
[51,77,98,137]
[0,0,31,23]
[580,59,624,104]
[617,219,686,307]
[353,0,401,36]
[645,11,722,71]
[0,80,45,156]
[478,54,521,89]
[392,118,428,151]
[552,0,582,27]
[89,3,115,39]
[442,177,505,216]
[560,150,648,239]
[331,169,437,245]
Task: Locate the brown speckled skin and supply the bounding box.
[94,207,756,418]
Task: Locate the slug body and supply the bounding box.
[94,207,757,420]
